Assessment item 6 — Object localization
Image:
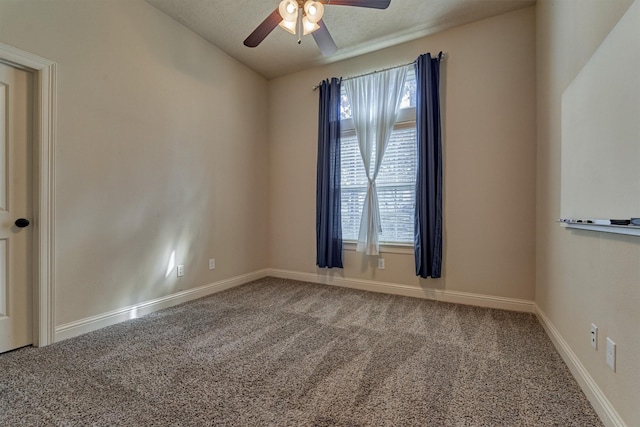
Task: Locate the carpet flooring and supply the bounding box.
[1,277,602,426]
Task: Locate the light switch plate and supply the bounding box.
[606,337,616,371]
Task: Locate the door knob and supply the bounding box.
[14,218,30,228]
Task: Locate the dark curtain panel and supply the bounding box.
[414,52,443,278]
[316,77,343,268]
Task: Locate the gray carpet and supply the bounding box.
[1,277,602,426]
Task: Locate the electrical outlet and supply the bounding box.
[378,258,385,269]
[177,265,184,277]
[590,324,598,349]
[606,337,616,371]
[209,258,216,270]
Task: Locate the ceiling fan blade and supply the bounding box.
[312,20,338,57]
[244,8,282,48]
[319,0,391,9]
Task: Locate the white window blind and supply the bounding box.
[340,67,417,244]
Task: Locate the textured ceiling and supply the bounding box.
[146,0,535,79]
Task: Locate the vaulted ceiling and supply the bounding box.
[146,0,535,79]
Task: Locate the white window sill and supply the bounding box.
[343,241,414,255]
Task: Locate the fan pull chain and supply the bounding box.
[297,7,303,44]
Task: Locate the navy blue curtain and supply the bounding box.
[414,52,443,278]
[316,78,343,268]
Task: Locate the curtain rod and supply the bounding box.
[312,53,445,91]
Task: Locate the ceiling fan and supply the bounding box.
[243,0,391,57]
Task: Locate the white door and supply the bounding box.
[0,62,33,353]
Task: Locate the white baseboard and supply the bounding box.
[267,268,534,313]
[54,269,269,342]
[55,267,533,342]
[534,305,626,427]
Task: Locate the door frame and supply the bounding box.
[0,42,56,347]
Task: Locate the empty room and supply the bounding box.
[0,0,638,425]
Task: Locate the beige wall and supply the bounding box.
[269,7,537,301]
[0,0,636,422]
[536,0,639,425]
[0,0,270,325]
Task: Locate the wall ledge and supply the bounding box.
[560,222,640,237]
[534,305,627,427]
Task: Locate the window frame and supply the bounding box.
[339,103,417,249]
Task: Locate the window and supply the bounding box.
[340,68,417,244]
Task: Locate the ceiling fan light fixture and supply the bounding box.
[302,16,320,35]
[279,0,299,22]
[278,19,297,35]
[303,0,324,23]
